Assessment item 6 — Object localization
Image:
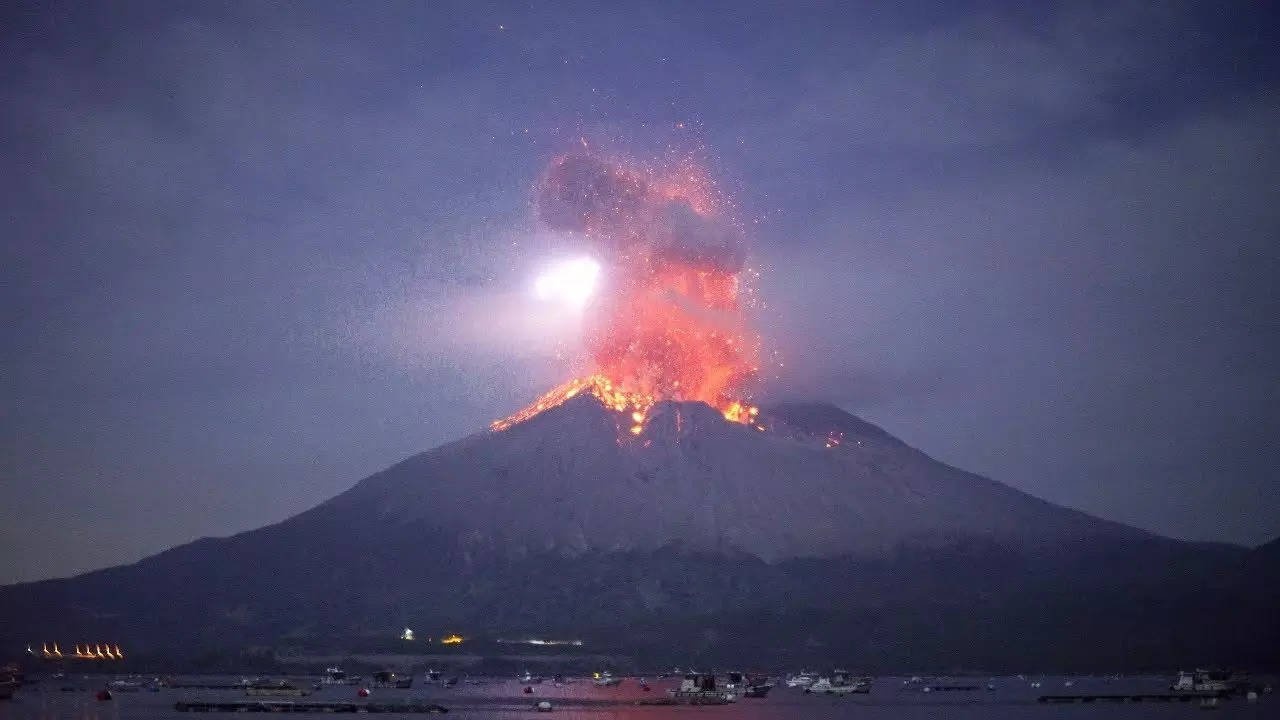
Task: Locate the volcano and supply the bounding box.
[343,394,1144,561]
[2,395,1276,671]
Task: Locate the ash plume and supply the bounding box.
[537,152,745,272]
[513,151,760,421]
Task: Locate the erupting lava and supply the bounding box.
[492,152,761,433]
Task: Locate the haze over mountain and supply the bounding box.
[2,397,1275,671]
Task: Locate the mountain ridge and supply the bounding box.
[317,394,1158,562]
[1,395,1274,670]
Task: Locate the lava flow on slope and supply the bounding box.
[492,153,762,435]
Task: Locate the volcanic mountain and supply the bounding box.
[2,396,1275,671]
[341,395,1143,560]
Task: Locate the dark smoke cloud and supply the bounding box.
[537,153,745,272]
[537,154,647,238]
[648,199,746,272]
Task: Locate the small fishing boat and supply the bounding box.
[107,679,144,692]
[372,670,412,689]
[245,680,308,697]
[668,673,736,703]
[322,667,358,685]
[743,677,774,698]
[807,670,870,695]
[786,671,816,688]
[1173,669,1236,695]
[592,671,622,687]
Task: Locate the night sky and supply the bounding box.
[3,1,1278,584]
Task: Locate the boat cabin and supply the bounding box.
[679,673,719,693]
[1173,669,1233,693]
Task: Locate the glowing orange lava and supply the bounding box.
[492,152,761,434]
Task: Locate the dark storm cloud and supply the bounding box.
[1,0,1277,583]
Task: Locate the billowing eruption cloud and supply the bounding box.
[536,153,746,272]
[493,153,761,433]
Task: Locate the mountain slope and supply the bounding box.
[330,395,1147,561]
[0,397,1269,670]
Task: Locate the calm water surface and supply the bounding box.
[1,675,1274,719]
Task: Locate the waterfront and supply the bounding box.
[1,675,1273,719]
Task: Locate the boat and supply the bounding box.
[372,670,412,689]
[519,670,545,684]
[721,671,743,692]
[107,679,144,692]
[425,669,441,683]
[828,671,871,695]
[0,663,23,700]
[743,676,774,698]
[807,670,869,695]
[1173,670,1236,695]
[668,673,736,703]
[592,671,623,687]
[785,671,816,688]
[807,676,831,693]
[322,667,358,685]
[245,680,309,697]
[725,671,774,695]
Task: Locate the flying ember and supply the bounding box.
[493,152,761,432]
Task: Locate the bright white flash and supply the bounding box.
[534,257,600,308]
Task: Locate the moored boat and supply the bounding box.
[668,673,736,703]
[592,671,622,687]
[1173,669,1236,695]
[743,676,774,698]
[0,663,22,700]
[107,679,144,692]
[245,680,308,697]
[807,669,870,695]
[786,671,816,688]
[322,667,359,685]
[372,670,412,689]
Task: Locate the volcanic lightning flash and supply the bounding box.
[493,151,761,433]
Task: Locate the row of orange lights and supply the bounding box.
[40,643,124,660]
